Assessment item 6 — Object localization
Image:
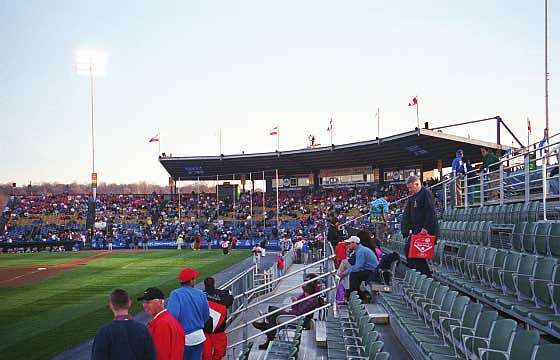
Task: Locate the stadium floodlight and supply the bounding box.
[75,48,108,203]
[76,48,108,76]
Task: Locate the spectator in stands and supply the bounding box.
[139,287,185,360]
[480,147,500,201]
[356,230,382,260]
[167,268,210,360]
[327,216,342,247]
[334,240,348,269]
[202,277,233,360]
[276,253,285,277]
[252,281,320,350]
[401,175,438,277]
[370,193,389,243]
[452,149,466,206]
[91,288,155,360]
[339,236,379,301]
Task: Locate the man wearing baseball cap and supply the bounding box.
[339,236,379,301]
[139,287,185,360]
[167,268,210,360]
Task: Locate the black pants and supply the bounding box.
[404,241,432,277]
[349,270,377,301]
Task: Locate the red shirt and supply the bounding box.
[147,310,185,360]
[335,242,348,261]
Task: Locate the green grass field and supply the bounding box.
[0,249,250,360]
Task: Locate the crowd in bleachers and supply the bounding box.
[0,184,412,250]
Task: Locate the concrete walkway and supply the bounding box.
[52,251,277,360]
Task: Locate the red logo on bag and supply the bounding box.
[408,234,436,259]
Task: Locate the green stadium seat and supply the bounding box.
[374,352,390,360]
[535,222,552,255]
[481,221,492,246]
[511,203,523,224]
[522,222,538,254]
[453,311,498,356]
[504,203,515,225]
[531,344,560,360]
[463,319,516,360]
[497,254,536,309]
[549,223,560,258]
[511,222,527,252]
[478,329,539,360]
[528,201,540,222]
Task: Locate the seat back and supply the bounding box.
[549,223,560,258]
[488,250,507,286]
[508,330,540,360]
[449,296,470,321]
[486,319,517,357]
[534,222,551,255]
[533,258,556,307]
[501,252,521,294]
[511,222,527,252]
[528,201,540,223]
[374,352,390,360]
[473,311,499,339]
[516,254,537,300]
[511,203,523,224]
[531,344,560,360]
[523,222,538,254]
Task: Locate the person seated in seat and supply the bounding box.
[339,236,380,301]
[252,281,320,350]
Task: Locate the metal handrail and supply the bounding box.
[229,269,337,318]
[221,265,256,290]
[226,285,335,335]
[233,254,335,300]
[227,303,331,349]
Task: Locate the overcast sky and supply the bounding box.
[1,0,558,185]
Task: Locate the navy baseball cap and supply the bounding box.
[137,287,165,301]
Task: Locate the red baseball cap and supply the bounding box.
[178,267,200,283]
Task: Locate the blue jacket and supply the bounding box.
[346,244,379,274]
[452,156,465,174]
[167,286,210,336]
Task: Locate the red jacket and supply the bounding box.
[335,242,348,261]
[147,310,185,360]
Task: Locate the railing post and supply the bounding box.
[242,292,248,352]
[542,152,548,221]
[524,153,530,204]
[480,171,485,207]
[443,182,448,211]
[464,174,468,208]
[499,163,504,205]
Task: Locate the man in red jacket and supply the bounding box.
[139,287,185,360]
[202,277,234,360]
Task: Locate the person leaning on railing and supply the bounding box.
[480,147,500,201]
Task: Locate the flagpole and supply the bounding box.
[377,108,380,139]
[219,129,222,155]
[416,98,420,131]
[158,131,161,156]
[330,119,333,146]
[544,0,550,145]
[277,127,280,152]
[527,118,530,148]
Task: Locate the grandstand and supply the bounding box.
[2,126,560,359]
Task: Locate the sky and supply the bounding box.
[0,0,558,186]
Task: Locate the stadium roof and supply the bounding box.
[159,128,510,180]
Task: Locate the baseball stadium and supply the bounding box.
[2,2,560,360]
[2,120,560,360]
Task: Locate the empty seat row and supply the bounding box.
[510,221,560,257]
[432,242,560,339]
[438,220,493,245]
[380,270,560,360]
[441,201,540,224]
[326,292,390,360]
